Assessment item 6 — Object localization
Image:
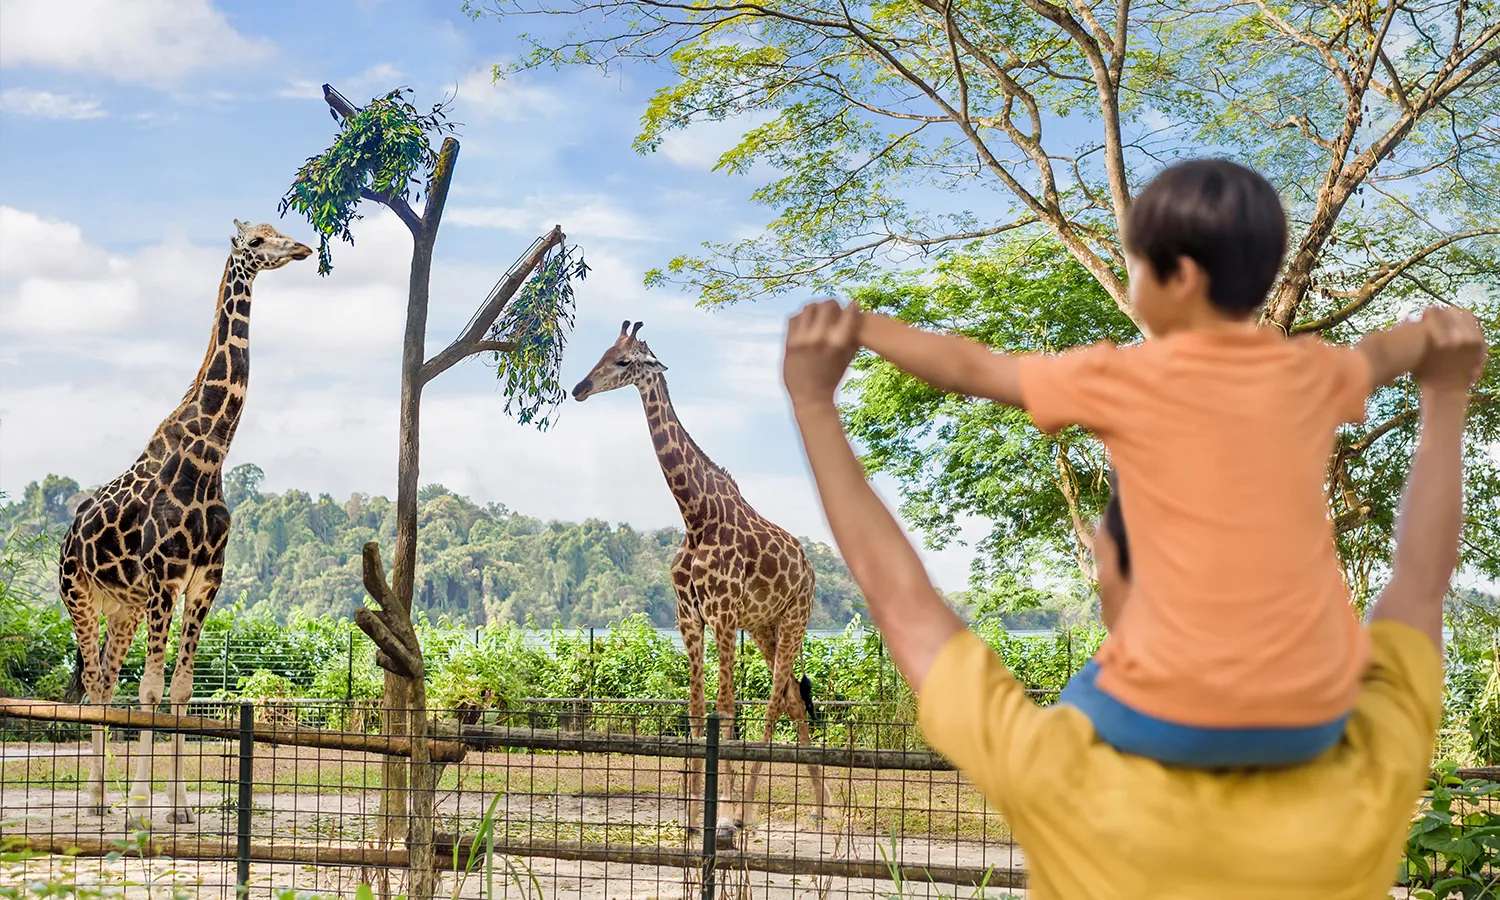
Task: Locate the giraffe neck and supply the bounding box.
[145,254,256,466]
[637,373,739,533]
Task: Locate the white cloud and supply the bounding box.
[449,194,658,243]
[0,88,106,120]
[280,63,404,102]
[0,0,273,86]
[449,66,559,123]
[5,277,141,335]
[0,207,113,280]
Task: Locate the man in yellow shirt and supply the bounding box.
[781,299,1486,897]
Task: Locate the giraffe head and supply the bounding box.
[230,220,313,271]
[572,320,668,401]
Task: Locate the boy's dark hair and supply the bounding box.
[1123,158,1287,317]
[1102,471,1130,579]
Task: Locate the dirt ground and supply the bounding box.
[0,739,1026,899]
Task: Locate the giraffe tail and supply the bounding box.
[64,646,85,704]
[798,674,821,728]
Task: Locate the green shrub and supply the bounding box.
[1401,762,1500,897]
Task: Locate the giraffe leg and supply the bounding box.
[90,601,144,818]
[680,616,708,837]
[128,584,175,828]
[63,576,109,816]
[165,566,219,825]
[740,627,782,835]
[773,619,828,824]
[711,623,742,850]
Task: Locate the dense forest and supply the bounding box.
[0,465,874,629]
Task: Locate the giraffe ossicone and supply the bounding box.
[59,221,312,828]
[573,321,829,848]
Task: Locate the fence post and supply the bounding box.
[222,628,231,695]
[345,630,354,707]
[701,711,720,900]
[236,702,253,894]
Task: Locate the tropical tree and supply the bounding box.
[281,83,587,899]
[468,0,1500,593]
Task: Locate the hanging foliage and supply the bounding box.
[279,88,457,274]
[486,243,590,429]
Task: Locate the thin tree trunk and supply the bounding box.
[392,136,459,900]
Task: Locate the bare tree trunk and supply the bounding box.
[395,137,459,900]
[319,82,565,898]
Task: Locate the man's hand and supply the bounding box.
[1413,305,1486,394]
[783,299,861,408]
[1371,305,1482,650]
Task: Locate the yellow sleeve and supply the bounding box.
[1343,621,1443,786]
[1015,342,1124,436]
[917,629,1078,810]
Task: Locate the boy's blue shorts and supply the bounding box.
[1058,661,1348,768]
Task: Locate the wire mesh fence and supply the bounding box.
[0,697,1028,898]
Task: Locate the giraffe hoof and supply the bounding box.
[714,824,740,850]
[168,809,194,825]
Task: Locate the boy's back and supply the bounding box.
[1019,325,1373,726]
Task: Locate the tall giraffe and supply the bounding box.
[60,220,311,825]
[573,320,828,848]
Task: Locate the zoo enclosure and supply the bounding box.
[0,697,1028,899]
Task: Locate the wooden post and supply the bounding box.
[701,712,720,900]
[235,703,253,891]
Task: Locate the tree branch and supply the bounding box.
[418,225,566,385]
[323,83,424,237]
[1292,228,1499,334]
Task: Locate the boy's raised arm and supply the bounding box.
[1355,315,1432,389]
[860,312,1024,407]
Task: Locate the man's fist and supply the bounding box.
[1415,306,1487,393]
[783,299,861,407]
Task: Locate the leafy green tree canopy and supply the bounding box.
[280,87,456,274]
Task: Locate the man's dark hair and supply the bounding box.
[1122,158,1287,317]
[1103,471,1130,579]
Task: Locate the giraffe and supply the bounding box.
[573,320,828,848]
[59,220,311,826]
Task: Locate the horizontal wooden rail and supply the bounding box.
[518,696,894,708]
[5,835,1021,889]
[4,697,1489,782]
[452,723,952,770]
[0,699,465,763]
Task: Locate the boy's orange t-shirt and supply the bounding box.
[1017,327,1373,728]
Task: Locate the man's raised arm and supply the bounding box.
[783,301,963,690]
[1370,306,1487,649]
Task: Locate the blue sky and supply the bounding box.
[0,0,985,589]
